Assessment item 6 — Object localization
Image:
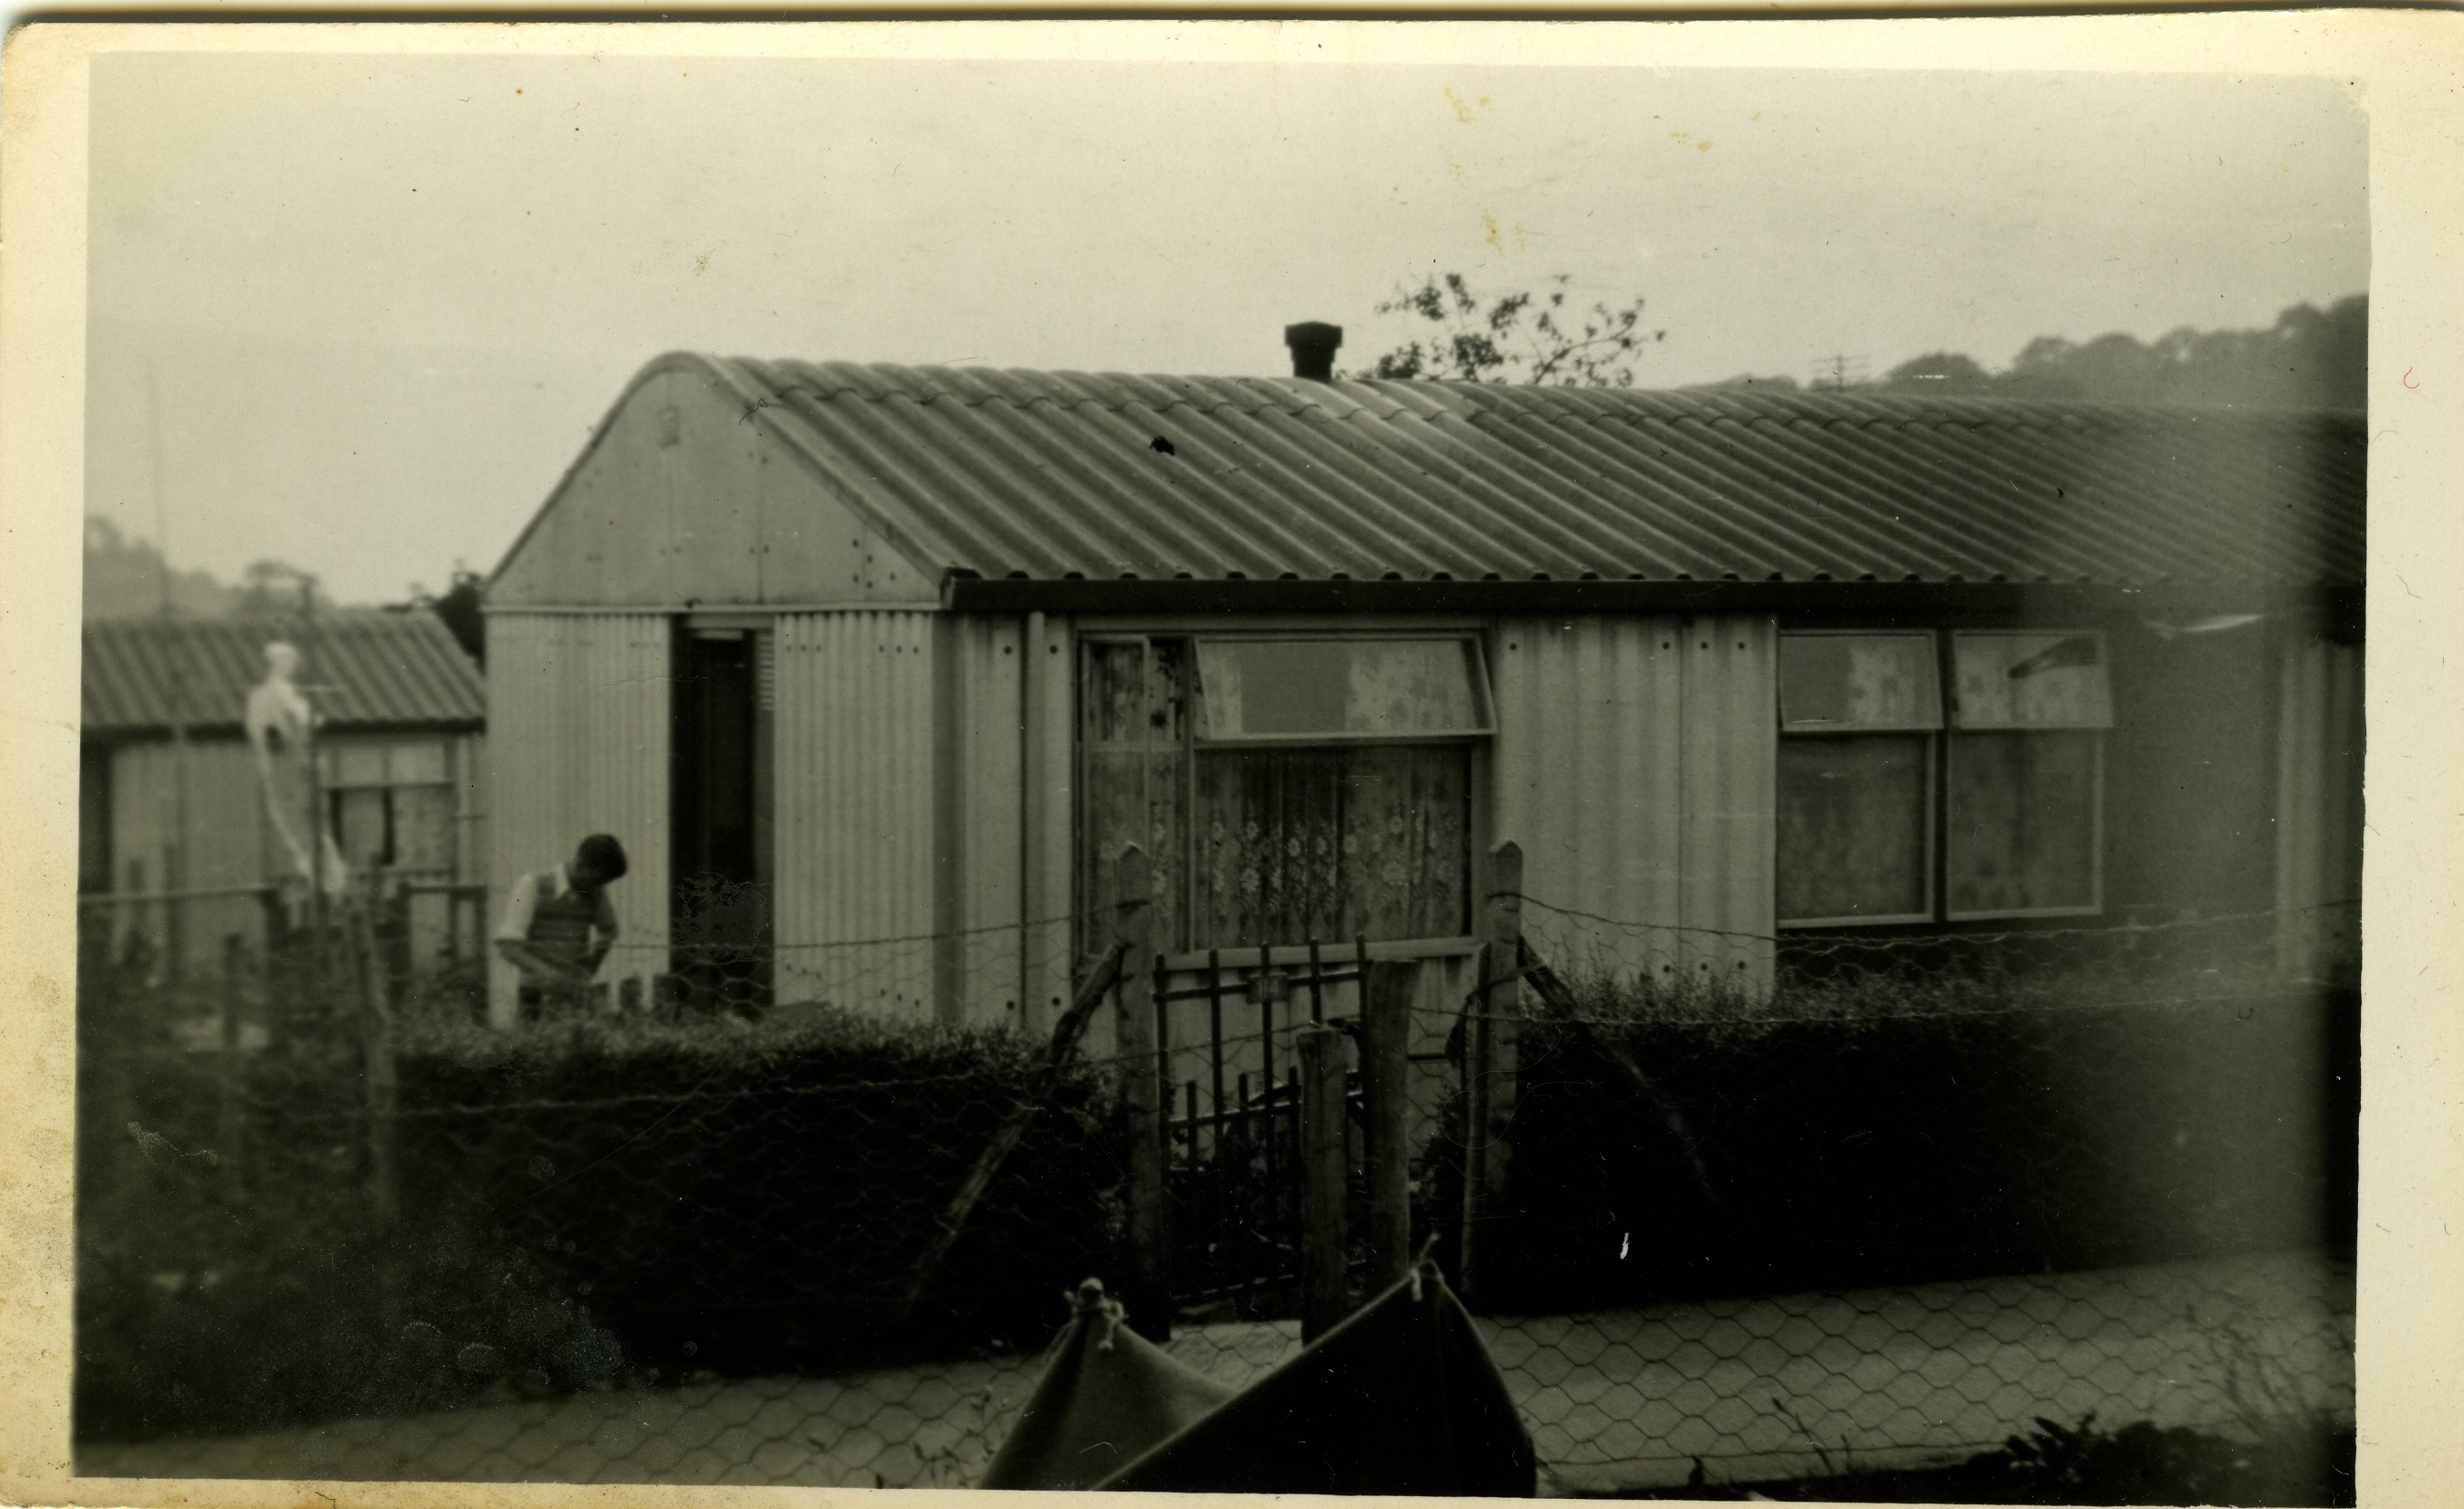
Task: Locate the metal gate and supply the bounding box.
[1154,942,1372,1317]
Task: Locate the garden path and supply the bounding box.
[78,1248,2353,1493]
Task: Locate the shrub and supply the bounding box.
[78,952,1126,1441]
[390,1002,1128,1374]
[1486,953,2358,1311]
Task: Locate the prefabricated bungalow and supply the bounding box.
[483,335,2364,1038]
[81,611,490,976]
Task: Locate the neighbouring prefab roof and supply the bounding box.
[673,357,2363,594]
[83,611,485,741]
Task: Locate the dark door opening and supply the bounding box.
[673,628,773,1012]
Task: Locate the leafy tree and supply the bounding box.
[409,568,486,666]
[1876,295,2365,410]
[1359,272,1665,388]
[1696,372,1801,393]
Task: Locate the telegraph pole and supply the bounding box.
[1809,353,1871,393]
[300,574,329,974]
[150,363,192,980]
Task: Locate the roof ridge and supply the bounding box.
[485,351,2360,598]
[716,356,2360,426]
[761,360,1350,424]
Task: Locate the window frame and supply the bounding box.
[1776,626,2110,929]
[1187,632,1497,747]
[1076,634,1194,948]
[1775,630,1943,929]
[314,738,455,875]
[1077,629,1494,953]
[1942,630,2109,922]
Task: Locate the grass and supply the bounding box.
[1603,1414,2355,1505]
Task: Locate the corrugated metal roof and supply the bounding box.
[83,610,485,740]
[670,356,2362,592]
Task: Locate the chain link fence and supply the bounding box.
[76,894,2357,1494]
[78,1251,2352,1491]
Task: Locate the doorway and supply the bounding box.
[673,626,773,1011]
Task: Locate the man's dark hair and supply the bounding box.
[575,833,629,882]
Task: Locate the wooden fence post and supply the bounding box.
[1298,1024,1351,1342]
[349,894,402,1331]
[216,934,247,1203]
[1362,958,1415,1292]
[1460,840,1524,1304]
[1113,844,1171,1339]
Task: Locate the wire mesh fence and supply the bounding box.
[76,1251,2353,1491]
[75,883,2358,1493]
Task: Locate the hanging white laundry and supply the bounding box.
[245,641,351,901]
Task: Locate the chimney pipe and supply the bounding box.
[1283,321,1343,382]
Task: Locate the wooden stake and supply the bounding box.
[1297,1024,1350,1342]
[352,899,399,1231]
[1113,844,1171,1339]
[350,895,402,1335]
[1362,958,1415,1291]
[216,933,247,1203]
[1460,840,1523,1304]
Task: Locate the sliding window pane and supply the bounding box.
[1079,640,1187,946]
[1777,734,1931,923]
[1947,730,2099,915]
[1779,634,1942,730]
[1952,632,2113,729]
[1196,639,1484,739]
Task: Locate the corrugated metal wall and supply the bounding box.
[103,739,273,975]
[99,731,490,979]
[1679,618,1780,985]
[1492,615,1777,995]
[1021,614,1079,1040]
[948,615,1031,1026]
[772,611,941,1022]
[486,613,672,1022]
[2275,634,2364,980]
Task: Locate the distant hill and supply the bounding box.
[82,515,484,664]
[82,517,242,620]
[1702,295,2366,411]
[84,516,346,624]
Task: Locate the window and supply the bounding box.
[1777,630,2109,927]
[1081,635,1489,950]
[1776,634,1940,925]
[1944,632,2110,918]
[318,739,459,875]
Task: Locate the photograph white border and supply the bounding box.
[5,14,2458,1507]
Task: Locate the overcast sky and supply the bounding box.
[87,53,2368,605]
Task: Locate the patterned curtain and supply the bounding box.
[1192,746,1468,948]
